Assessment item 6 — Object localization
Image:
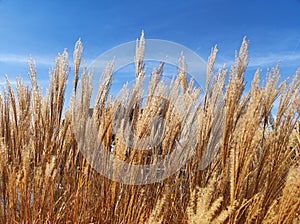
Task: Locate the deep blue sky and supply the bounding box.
[0,0,299,90]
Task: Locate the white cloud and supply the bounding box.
[249,53,300,68]
[214,52,300,69]
[0,53,54,66]
[0,80,18,86]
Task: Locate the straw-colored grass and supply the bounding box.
[0,32,299,223]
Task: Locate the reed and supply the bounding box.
[0,33,299,223]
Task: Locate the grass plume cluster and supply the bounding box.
[0,33,299,223]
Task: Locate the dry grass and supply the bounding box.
[0,33,299,223]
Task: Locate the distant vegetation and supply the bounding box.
[0,34,299,223]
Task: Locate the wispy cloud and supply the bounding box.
[215,52,300,69]
[249,53,300,68]
[0,79,51,87]
[0,53,54,66]
[0,80,18,86]
[0,53,99,71]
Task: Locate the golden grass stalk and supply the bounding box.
[0,32,299,223]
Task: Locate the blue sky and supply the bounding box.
[0,0,299,94]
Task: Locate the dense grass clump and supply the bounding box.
[0,33,299,223]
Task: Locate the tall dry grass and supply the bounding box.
[0,33,299,223]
